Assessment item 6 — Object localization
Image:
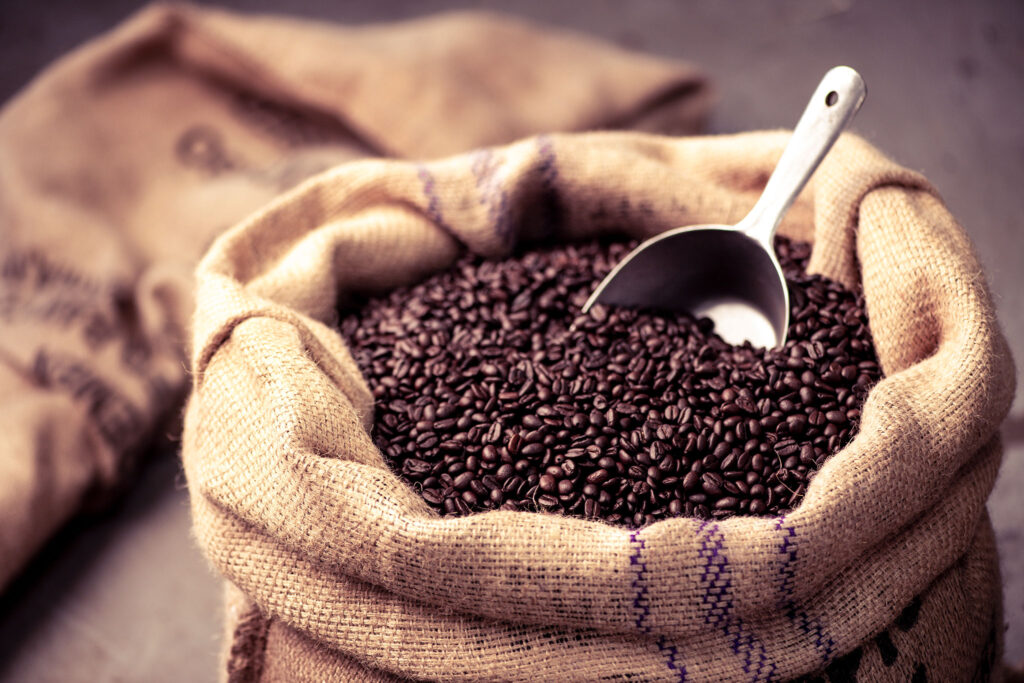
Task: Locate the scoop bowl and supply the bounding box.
[584,225,788,348]
[583,66,866,348]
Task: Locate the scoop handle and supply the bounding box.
[739,66,866,247]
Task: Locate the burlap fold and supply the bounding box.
[0,2,710,591]
[184,130,1014,681]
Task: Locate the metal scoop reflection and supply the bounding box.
[584,66,866,348]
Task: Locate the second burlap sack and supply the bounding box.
[183,130,1015,681]
[0,2,710,593]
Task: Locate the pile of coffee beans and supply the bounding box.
[338,237,881,526]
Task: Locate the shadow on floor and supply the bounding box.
[0,440,185,678]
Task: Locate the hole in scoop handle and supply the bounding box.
[740,66,866,247]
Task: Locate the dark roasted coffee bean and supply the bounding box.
[521,443,545,456]
[341,236,879,526]
[786,415,807,435]
[538,494,560,509]
[701,473,724,496]
[774,440,799,458]
[402,458,432,476]
[826,410,849,424]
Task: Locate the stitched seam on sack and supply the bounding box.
[534,134,561,242]
[416,164,463,246]
[629,531,687,681]
[775,515,836,666]
[629,530,652,632]
[470,148,514,248]
[656,635,687,682]
[697,520,775,681]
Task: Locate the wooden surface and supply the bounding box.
[0,1,1021,680]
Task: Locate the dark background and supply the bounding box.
[1,0,1021,679]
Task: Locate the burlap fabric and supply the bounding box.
[0,3,710,591]
[184,128,1015,681]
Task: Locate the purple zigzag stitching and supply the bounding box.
[469,148,513,246]
[697,520,775,681]
[629,530,687,681]
[629,529,652,632]
[774,515,836,665]
[534,135,561,239]
[656,636,688,682]
[536,134,558,185]
[775,515,799,601]
[416,164,455,236]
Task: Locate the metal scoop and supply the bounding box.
[583,66,866,348]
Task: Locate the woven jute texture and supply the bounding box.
[0,2,709,592]
[184,130,1015,681]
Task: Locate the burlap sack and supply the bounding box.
[0,3,710,590]
[184,128,1016,681]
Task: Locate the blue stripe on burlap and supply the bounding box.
[416,163,456,237]
[534,135,563,241]
[774,515,836,665]
[628,530,687,681]
[469,148,514,246]
[697,520,776,681]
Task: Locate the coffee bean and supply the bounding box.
[701,472,724,496]
[538,494,560,509]
[786,414,807,435]
[774,440,799,458]
[826,410,849,424]
[522,443,545,456]
[715,497,739,510]
[340,237,880,526]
